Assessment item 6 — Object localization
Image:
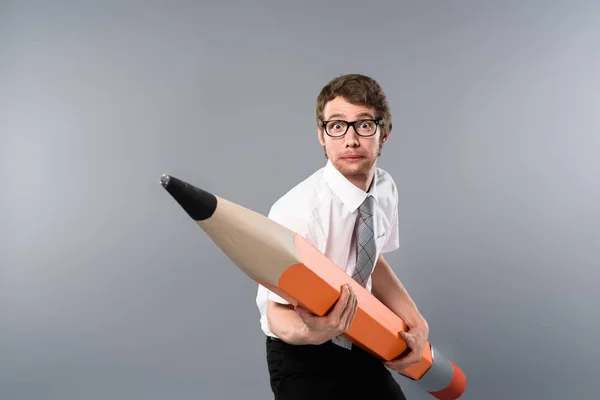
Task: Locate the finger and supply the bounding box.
[386,356,416,371]
[403,353,420,368]
[385,341,425,371]
[401,331,415,348]
[385,350,418,369]
[328,285,350,324]
[411,343,424,360]
[341,285,358,329]
[384,335,415,368]
[336,287,355,332]
[344,288,358,331]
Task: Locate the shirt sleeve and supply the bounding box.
[381,193,400,254]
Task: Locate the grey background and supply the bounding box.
[1,1,599,399]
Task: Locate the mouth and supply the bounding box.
[340,154,365,160]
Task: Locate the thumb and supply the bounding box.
[400,331,413,344]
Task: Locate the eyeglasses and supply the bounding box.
[322,119,382,137]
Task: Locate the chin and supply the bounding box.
[334,158,372,176]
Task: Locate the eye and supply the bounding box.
[326,121,347,132]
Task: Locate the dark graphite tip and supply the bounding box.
[159,174,217,221]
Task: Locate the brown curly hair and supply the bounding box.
[315,73,392,141]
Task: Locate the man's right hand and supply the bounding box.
[294,284,358,345]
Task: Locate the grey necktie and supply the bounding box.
[331,195,376,349]
[352,195,376,287]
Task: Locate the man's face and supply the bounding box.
[318,96,387,179]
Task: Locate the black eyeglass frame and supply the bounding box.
[321,119,383,137]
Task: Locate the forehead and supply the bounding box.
[323,96,377,119]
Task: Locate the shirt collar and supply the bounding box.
[323,159,378,212]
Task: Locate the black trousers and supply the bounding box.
[266,337,407,400]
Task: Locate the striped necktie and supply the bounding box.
[331,195,377,350]
[352,195,376,287]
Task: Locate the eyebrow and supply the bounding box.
[326,111,376,120]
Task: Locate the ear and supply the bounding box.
[381,128,391,143]
[317,128,326,146]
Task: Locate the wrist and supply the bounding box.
[294,324,314,345]
[409,315,428,332]
[299,325,330,345]
[403,310,425,328]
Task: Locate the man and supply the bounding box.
[255,74,429,399]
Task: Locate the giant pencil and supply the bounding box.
[160,174,466,400]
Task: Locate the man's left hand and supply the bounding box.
[384,322,429,373]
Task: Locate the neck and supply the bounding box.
[346,168,375,193]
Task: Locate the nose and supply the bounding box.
[344,126,360,147]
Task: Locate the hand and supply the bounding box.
[384,322,429,373]
[294,284,358,345]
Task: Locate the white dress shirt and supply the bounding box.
[255,159,400,348]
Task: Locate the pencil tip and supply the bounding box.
[160,174,217,221]
[160,174,170,187]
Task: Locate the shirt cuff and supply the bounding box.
[267,289,290,305]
